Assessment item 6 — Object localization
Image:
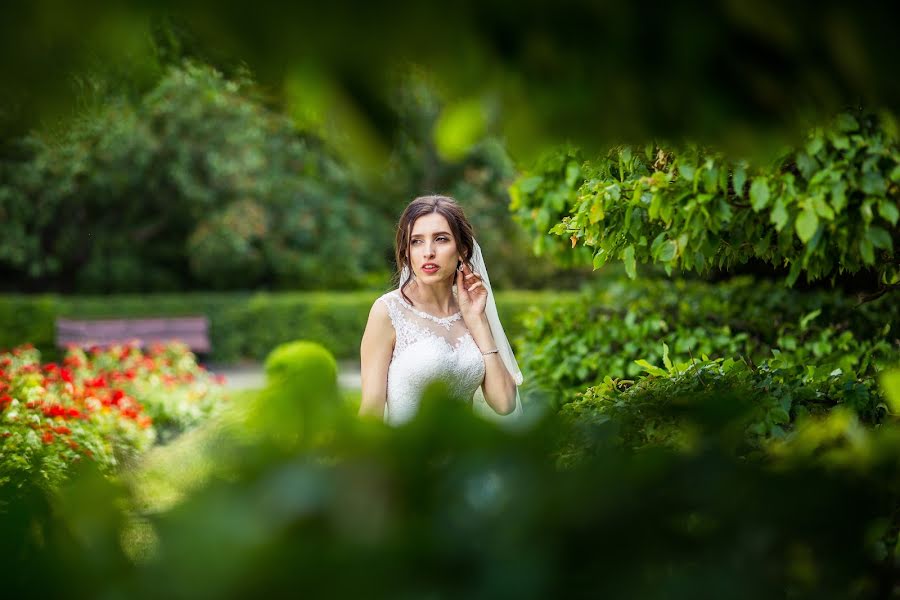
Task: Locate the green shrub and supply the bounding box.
[252,341,340,446]
[518,275,900,407]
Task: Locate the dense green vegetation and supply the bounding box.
[517,276,898,405]
[512,111,899,289]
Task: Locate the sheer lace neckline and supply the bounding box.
[394,290,462,325]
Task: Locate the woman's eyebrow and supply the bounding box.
[411,231,452,238]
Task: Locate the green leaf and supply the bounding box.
[867,226,893,252]
[877,200,899,226]
[623,245,636,279]
[658,240,677,262]
[836,113,859,132]
[812,194,834,220]
[679,163,696,182]
[732,165,746,198]
[589,201,605,223]
[786,261,802,287]
[634,359,667,377]
[799,308,821,330]
[880,368,900,414]
[861,172,887,195]
[795,207,819,243]
[433,98,487,161]
[770,197,788,231]
[859,236,875,265]
[592,250,607,271]
[516,176,542,194]
[769,407,790,425]
[662,342,672,370]
[806,134,824,156]
[750,178,770,211]
[831,134,850,150]
[831,181,846,214]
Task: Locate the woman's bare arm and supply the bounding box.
[468,315,517,415]
[358,299,395,419]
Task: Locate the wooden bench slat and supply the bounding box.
[55,317,211,353]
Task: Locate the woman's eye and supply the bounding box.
[437,236,448,242]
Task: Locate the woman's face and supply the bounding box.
[409,212,460,283]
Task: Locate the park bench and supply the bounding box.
[55,316,211,354]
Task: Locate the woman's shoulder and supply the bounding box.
[370,289,402,319]
[375,288,402,306]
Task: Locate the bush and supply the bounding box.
[517,275,900,407]
[252,341,341,445]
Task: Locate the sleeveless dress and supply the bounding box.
[378,289,486,426]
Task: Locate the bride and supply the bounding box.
[358,195,524,425]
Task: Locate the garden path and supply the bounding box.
[207,360,362,391]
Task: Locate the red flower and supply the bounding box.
[43,404,67,418]
[60,368,74,384]
[53,425,71,435]
[43,363,58,373]
[86,375,107,388]
[63,353,83,368]
[42,431,54,444]
[66,408,82,419]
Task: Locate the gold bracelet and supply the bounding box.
[481,349,499,356]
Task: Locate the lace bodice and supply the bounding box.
[378,289,486,426]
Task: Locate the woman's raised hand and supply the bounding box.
[456,261,487,320]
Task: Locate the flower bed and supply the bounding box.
[0,342,225,492]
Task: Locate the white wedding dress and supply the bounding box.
[378,289,486,426]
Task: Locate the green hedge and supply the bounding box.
[0,290,574,364]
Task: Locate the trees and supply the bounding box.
[512,110,899,292]
[0,62,387,292]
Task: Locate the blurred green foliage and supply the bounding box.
[2,379,899,598]
[0,62,386,292]
[3,1,900,159]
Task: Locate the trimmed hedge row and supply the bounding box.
[0,290,576,364]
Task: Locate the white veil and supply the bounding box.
[467,240,524,425]
[400,239,524,426]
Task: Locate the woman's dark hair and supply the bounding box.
[394,195,475,305]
